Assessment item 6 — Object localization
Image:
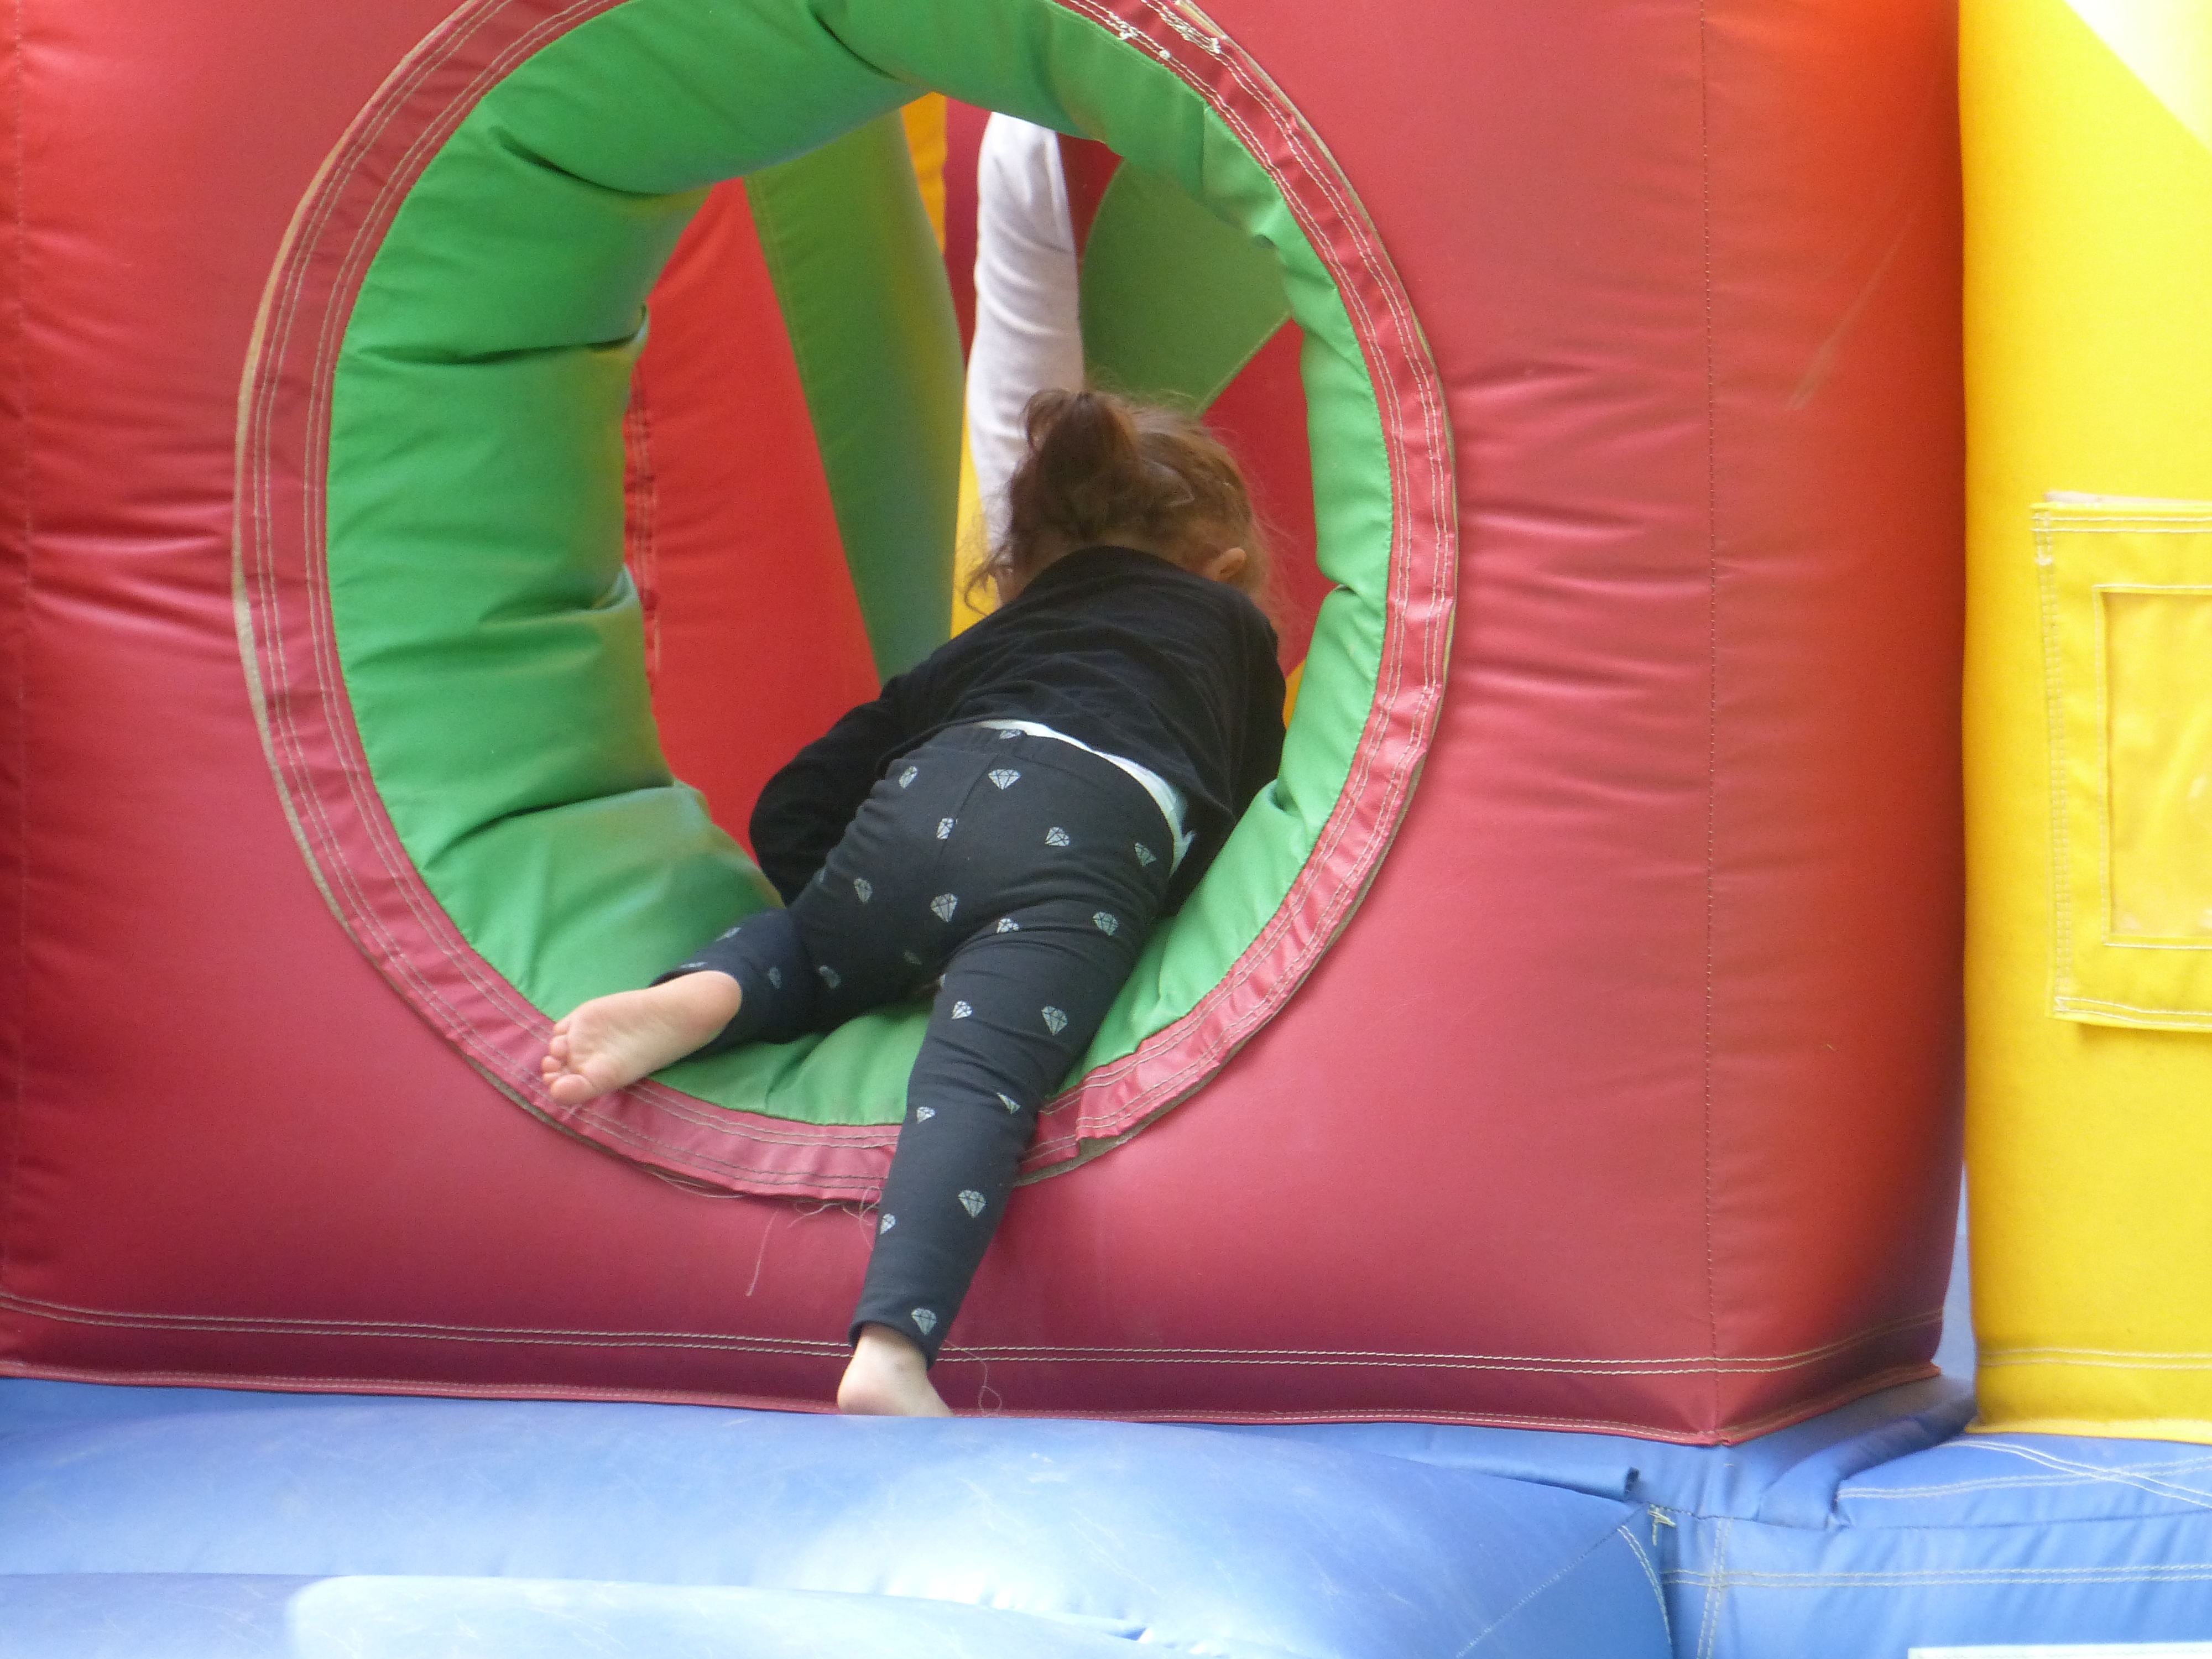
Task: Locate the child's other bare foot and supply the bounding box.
[540,973,742,1106]
[838,1325,952,1416]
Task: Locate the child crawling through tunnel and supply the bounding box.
[542,389,1285,1416]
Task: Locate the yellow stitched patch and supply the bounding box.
[2037,499,2212,1029]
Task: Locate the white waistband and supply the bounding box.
[974,720,1192,870]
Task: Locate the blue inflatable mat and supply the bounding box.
[21,1370,2208,1657]
[1235,1375,1980,1520]
[1241,1379,2212,1656]
[1,1575,1193,1659]
[1666,1430,2212,1657]
[0,1380,1671,1658]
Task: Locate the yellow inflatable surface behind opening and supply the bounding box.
[1965,0,2212,1438]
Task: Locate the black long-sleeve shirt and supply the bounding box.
[750,545,1286,911]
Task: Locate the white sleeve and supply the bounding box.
[966,115,1084,549]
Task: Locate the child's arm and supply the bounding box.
[749,692,912,903]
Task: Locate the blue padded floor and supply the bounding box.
[1241,1379,2212,1655]
[1670,1429,2212,1656]
[1,1575,1191,1659]
[1235,1374,1981,1522]
[9,1374,2212,1657]
[0,1379,1669,1659]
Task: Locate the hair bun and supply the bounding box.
[984,388,1272,609]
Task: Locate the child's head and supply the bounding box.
[980,389,1272,608]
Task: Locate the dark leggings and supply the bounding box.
[665,726,1172,1363]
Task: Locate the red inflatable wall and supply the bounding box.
[624,180,881,846]
[0,0,1962,1437]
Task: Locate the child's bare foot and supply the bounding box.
[540,972,742,1105]
[838,1324,952,1416]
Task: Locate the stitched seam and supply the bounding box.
[2093,582,2112,956]
[2037,510,2073,1006]
[1454,1525,1619,1656]
[1986,1343,2212,1361]
[1985,1354,2212,1370]
[935,1310,1938,1365]
[289,2,620,1054]
[1667,1566,2212,1588]
[2037,515,2212,530]
[504,1114,889,1189]
[0,0,27,1332]
[245,2,682,1151]
[1698,1517,1731,1659]
[2048,994,2212,1022]
[247,3,565,1066]
[0,1285,1929,1368]
[0,1355,1900,1441]
[0,1359,841,1412]
[1696,0,1721,1427]
[1849,1480,2212,1499]
[0,1290,849,1354]
[1849,1479,2212,1510]
[280,4,633,1079]
[1619,1525,1670,1619]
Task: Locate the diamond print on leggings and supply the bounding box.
[957,1190,986,1218]
[1041,1005,1068,1035]
[911,1308,937,1335]
[1092,911,1119,935]
[817,965,841,989]
[1045,827,1071,847]
[766,966,782,989]
[989,768,1021,789]
[879,1213,895,1235]
[950,1000,973,1019]
[930,893,958,921]
[996,917,1019,933]
[899,765,919,788]
[936,817,955,839]
[1134,842,1157,867]
[853,877,873,902]
[997,1092,1022,1113]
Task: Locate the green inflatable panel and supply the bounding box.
[749,114,962,680]
[324,0,1395,1131]
[1079,159,1292,411]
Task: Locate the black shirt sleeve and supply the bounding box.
[1239,628,1289,814]
[748,684,912,904]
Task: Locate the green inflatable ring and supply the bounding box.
[236,0,1448,1193]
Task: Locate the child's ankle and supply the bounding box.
[838,1324,948,1416]
[664,969,742,1028]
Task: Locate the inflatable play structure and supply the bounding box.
[3,0,2210,1652]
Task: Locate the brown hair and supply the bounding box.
[972,388,1272,611]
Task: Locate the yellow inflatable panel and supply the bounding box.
[900,93,948,249]
[1964,0,2212,1438]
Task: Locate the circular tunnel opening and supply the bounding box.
[236,0,1453,1194]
